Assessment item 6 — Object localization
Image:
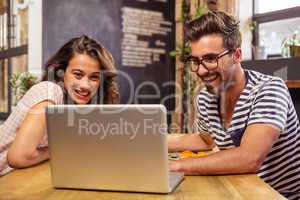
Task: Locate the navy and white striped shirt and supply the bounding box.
[196,69,300,200]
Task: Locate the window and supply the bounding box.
[252,1,300,59]
[0,59,8,113]
[254,0,300,14]
[258,17,300,56]
[0,0,28,119]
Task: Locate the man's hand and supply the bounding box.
[169,160,181,172]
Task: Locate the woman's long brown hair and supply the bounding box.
[42,35,120,104]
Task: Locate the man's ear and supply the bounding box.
[233,48,242,63]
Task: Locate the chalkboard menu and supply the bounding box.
[43,0,175,112]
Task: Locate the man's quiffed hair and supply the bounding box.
[185,11,241,50]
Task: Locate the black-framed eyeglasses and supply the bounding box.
[185,49,234,72]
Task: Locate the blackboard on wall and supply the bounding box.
[43,0,175,114]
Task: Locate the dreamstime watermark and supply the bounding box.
[77,118,168,140]
[23,69,183,115]
[15,66,254,134]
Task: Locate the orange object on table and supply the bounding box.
[180,150,210,159]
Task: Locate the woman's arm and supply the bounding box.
[7,100,54,168]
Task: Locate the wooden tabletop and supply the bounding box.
[285,80,300,88]
[0,162,286,200]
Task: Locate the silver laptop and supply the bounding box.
[46,104,184,193]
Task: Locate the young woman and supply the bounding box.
[0,35,120,176]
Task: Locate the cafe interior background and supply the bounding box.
[0,0,300,133]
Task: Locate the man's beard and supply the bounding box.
[206,84,216,95]
[203,73,235,96]
[198,72,220,95]
[202,62,237,95]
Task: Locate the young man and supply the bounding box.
[168,11,300,200]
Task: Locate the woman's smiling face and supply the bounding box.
[63,53,101,104]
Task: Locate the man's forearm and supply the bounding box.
[168,133,215,152]
[170,147,260,175]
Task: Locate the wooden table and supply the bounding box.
[0,162,286,200]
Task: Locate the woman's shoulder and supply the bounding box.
[30,81,62,91]
[19,81,64,105]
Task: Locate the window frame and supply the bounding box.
[251,0,300,59]
[0,0,28,120]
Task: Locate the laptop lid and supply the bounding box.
[46,104,176,193]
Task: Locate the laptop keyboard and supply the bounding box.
[168,172,183,190]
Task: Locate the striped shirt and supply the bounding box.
[0,81,63,176]
[196,69,300,200]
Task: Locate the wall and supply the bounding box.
[42,0,176,124]
[237,0,252,60]
[28,0,42,77]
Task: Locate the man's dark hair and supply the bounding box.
[186,11,241,50]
